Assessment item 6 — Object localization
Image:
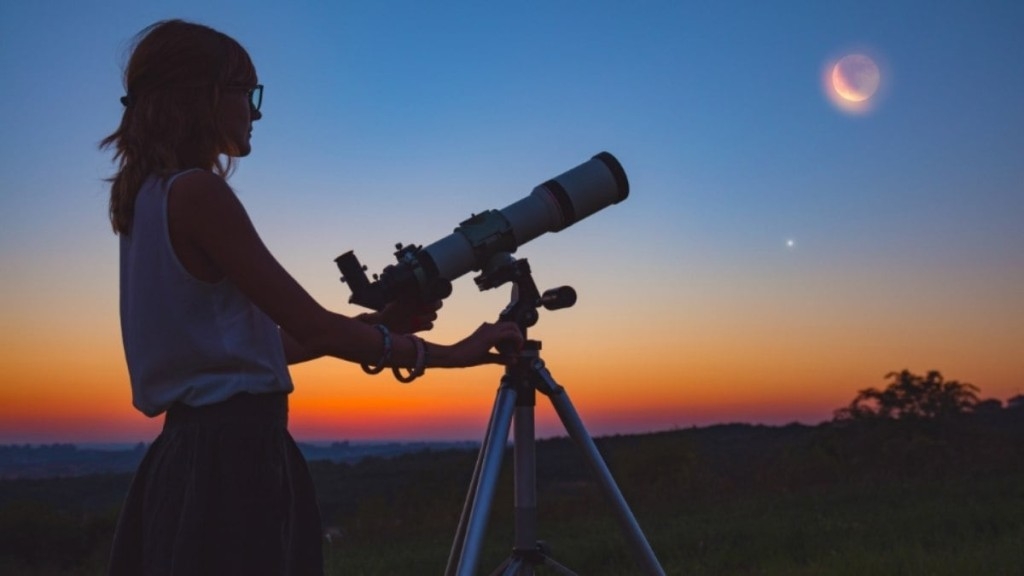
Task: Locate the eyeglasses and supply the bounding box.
[227,83,263,112]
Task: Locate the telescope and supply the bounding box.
[336,151,629,310]
[337,152,665,574]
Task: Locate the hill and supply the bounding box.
[0,440,477,480]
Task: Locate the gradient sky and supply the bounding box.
[1,1,1022,444]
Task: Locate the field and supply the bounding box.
[2,413,1022,575]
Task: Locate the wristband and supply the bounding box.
[393,335,427,383]
[361,324,392,375]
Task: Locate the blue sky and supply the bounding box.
[1,0,1022,442]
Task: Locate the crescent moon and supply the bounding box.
[831,54,880,103]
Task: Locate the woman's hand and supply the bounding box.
[376,296,442,334]
[443,321,524,367]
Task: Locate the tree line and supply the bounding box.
[833,369,1022,422]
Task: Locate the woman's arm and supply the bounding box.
[167,171,520,369]
[280,328,320,365]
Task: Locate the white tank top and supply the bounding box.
[119,170,293,416]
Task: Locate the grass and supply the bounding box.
[313,417,1024,575]
[2,415,1023,575]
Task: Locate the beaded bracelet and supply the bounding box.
[393,335,427,383]
[361,324,392,375]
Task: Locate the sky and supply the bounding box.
[1,0,1022,444]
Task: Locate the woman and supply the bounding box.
[102,19,522,575]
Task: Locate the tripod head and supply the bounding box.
[474,253,576,338]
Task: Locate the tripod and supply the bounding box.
[445,257,665,576]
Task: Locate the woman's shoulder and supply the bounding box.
[168,169,241,209]
[167,169,249,234]
[170,168,229,193]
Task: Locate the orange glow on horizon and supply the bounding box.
[2,283,1021,445]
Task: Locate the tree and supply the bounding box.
[1008,395,1024,410]
[834,369,979,421]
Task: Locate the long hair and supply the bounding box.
[100,20,257,235]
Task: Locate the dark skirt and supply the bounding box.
[108,392,323,576]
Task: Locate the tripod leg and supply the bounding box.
[540,555,580,576]
[513,387,537,554]
[533,362,667,576]
[446,385,504,576]
[452,378,518,576]
[490,556,521,576]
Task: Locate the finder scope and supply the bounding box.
[336,151,629,310]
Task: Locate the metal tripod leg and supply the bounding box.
[446,373,518,576]
[496,375,579,576]
[532,358,666,576]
